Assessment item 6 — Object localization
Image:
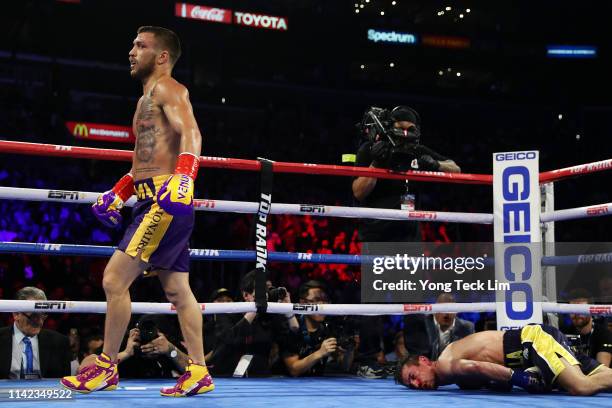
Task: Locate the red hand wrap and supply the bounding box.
[111,173,134,202]
[175,152,200,180]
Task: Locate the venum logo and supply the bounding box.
[34,301,67,310]
[293,304,319,312]
[300,205,325,214]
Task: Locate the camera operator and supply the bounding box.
[207,270,296,376]
[281,280,357,376]
[352,106,460,242]
[564,288,612,367]
[78,315,190,378]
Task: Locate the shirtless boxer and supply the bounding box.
[61,26,212,397]
[396,324,612,395]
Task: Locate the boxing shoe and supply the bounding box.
[60,353,118,393]
[160,362,214,397]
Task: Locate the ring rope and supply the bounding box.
[0,186,493,224]
[2,186,610,224]
[0,299,610,316]
[1,141,610,183]
[0,140,489,185]
[2,241,611,267]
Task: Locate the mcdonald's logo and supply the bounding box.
[73,123,89,137]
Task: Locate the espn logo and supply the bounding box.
[403,304,432,312]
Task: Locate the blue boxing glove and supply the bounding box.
[510,367,549,393]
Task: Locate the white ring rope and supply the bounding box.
[0,186,492,224]
[3,185,610,224]
[1,300,610,316]
[541,202,612,222]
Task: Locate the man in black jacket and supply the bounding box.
[403,293,474,360]
[0,287,71,379]
[352,106,460,242]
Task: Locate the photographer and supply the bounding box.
[352,106,460,242]
[207,270,296,376]
[564,288,612,367]
[281,280,357,376]
[78,315,190,378]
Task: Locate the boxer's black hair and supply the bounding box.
[137,26,182,66]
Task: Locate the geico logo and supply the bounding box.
[495,152,537,161]
[502,166,531,242]
[34,301,67,310]
[293,304,319,312]
[48,190,81,200]
[503,245,533,320]
[300,205,325,213]
[403,304,433,312]
[586,205,609,216]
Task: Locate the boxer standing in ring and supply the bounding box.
[62,26,213,397]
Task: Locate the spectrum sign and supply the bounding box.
[367,29,417,45]
[66,121,134,143]
[547,45,597,59]
[175,3,288,31]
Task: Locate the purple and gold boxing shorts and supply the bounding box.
[117,175,193,272]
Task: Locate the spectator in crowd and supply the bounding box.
[0,286,72,379]
[564,288,612,367]
[385,331,407,363]
[403,293,474,361]
[204,288,234,362]
[281,280,357,376]
[207,270,296,377]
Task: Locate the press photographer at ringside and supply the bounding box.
[352,106,460,242]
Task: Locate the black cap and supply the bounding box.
[390,106,420,127]
[210,288,232,302]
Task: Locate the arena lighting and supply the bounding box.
[456,72,461,77]
[380,11,385,15]
[558,114,563,120]
[547,45,597,59]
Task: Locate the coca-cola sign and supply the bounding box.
[175,3,232,24]
[175,3,288,31]
[234,12,288,31]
